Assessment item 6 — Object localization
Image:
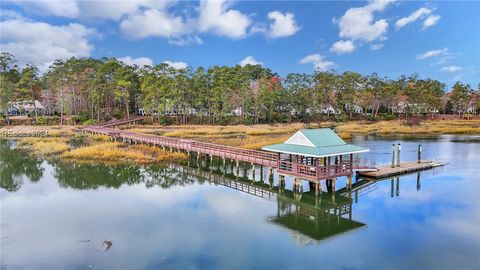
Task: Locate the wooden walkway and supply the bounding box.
[84,117,375,178]
[84,124,278,168]
[358,161,443,179]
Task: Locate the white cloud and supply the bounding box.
[198,0,251,39]
[162,61,188,69]
[336,0,394,42]
[239,56,263,66]
[417,48,448,60]
[168,35,203,46]
[440,66,462,72]
[330,40,356,54]
[265,11,300,38]
[0,18,96,71]
[6,0,80,18]
[0,9,26,20]
[118,56,153,67]
[370,43,384,50]
[6,0,172,20]
[299,53,335,71]
[422,15,441,29]
[78,0,172,21]
[120,9,189,40]
[395,7,432,29]
[430,55,453,66]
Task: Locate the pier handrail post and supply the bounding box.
[391,144,395,168]
[397,143,401,167]
[418,142,422,163]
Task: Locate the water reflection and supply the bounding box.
[0,139,438,243]
[0,140,43,192]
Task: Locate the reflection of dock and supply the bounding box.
[358,161,443,179]
[169,164,366,243]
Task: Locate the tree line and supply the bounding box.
[1,52,479,125]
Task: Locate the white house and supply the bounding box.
[7,100,44,116]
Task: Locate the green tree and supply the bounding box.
[16,64,41,122]
[450,82,472,116]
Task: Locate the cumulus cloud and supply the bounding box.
[395,7,432,29]
[336,0,394,42]
[239,56,263,66]
[198,0,251,39]
[416,48,448,60]
[120,9,189,40]
[299,53,335,71]
[330,40,356,54]
[440,66,462,72]
[6,0,171,20]
[0,18,96,71]
[162,61,188,69]
[265,11,300,38]
[422,15,441,29]
[6,0,80,18]
[118,56,153,67]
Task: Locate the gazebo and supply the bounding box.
[262,129,369,182]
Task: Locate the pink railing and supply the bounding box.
[278,160,352,180]
[84,125,278,167]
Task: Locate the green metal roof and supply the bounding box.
[299,128,346,147]
[262,128,369,157]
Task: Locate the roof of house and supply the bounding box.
[262,128,369,158]
[10,100,44,110]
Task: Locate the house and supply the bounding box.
[345,104,364,114]
[7,100,45,116]
[231,107,243,116]
[319,105,338,115]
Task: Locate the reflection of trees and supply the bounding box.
[0,140,44,192]
[53,163,197,190]
[54,162,144,189]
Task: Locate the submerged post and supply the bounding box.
[416,172,421,191]
[397,143,401,167]
[390,177,394,198]
[396,176,400,196]
[417,142,422,163]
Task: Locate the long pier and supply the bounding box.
[84,118,277,168]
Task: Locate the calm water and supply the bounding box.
[1,135,480,270]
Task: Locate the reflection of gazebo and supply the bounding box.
[270,190,365,242]
[262,129,369,182]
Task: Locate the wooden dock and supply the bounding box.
[358,161,444,179]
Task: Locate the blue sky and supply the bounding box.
[1,0,479,88]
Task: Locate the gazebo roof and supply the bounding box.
[262,128,368,158]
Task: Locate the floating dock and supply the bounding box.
[358,161,444,179]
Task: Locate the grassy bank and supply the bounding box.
[2,125,187,164]
[335,120,480,137]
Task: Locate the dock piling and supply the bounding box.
[418,143,422,163]
[391,144,395,168]
[397,143,401,167]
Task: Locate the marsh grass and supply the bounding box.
[63,142,187,163]
[18,137,71,155]
[337,120,480,135]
